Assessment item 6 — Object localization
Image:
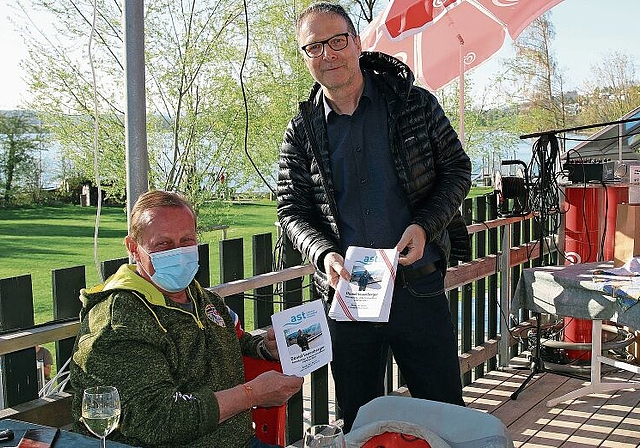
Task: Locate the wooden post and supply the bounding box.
[487,194,499,372]
[0,275,39,406]
[474,196,487,380]
[52,266,85,372]
[252,233,274,329]
[220,238,245,325]
[195,244,210,288]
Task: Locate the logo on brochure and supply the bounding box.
[283,309,319,328]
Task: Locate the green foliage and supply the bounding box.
[0,111,46,205]
[15,0,318,208]
[436,76,519,178]
[577,51,640,126]
[500,14,567,133]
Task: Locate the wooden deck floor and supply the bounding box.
[465,365,640,447]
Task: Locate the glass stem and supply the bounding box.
[101,436,107,448]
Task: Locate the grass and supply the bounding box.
[0,200,279,324]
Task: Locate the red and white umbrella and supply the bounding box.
[361,0,563,141]
[361,0,564,91]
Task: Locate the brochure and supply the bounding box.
[328,246,399,322]
[270,300,332,377]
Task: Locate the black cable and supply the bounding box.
[560,129,640,143]
[240,0,276,196]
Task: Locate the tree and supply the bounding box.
[437,78,518,179]
[578,51,640,125]
[500,14,567,134]
[350,0,381,26]
[15,0,311,208]
[0,111,44,205]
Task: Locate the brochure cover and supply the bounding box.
[270,300,332,377]
[328,246,399,322]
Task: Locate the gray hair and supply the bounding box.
[295,2,357,41]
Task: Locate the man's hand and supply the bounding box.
[249,370,304,407]
[323,252,350,289]
[396,224,427,266]
[263,328,279,360]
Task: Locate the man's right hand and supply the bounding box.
[323,252,350,289]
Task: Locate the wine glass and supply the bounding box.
[303,424,346,448]
[81,386,121,448]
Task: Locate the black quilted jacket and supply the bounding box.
[277,52,472,300]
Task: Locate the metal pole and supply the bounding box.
[124,0,149,231]
[499,223,511,367]
[457,34,465,145]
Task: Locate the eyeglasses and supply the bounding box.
[301,33,351,58]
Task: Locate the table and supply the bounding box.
[0,419,133,447]
[512,261,640,407]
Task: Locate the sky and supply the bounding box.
[1,0,639,110]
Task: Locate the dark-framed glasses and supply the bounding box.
[301,33,350,58]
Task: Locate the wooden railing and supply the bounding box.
[0,195,554,443]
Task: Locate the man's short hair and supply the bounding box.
[295,2,357,41]
[129,190,196,242]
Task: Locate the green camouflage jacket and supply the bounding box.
[70,264,262,447]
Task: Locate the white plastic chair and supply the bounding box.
[346,395,514,448]
[39,357,71,398]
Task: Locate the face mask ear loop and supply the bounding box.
[134,243,154,278]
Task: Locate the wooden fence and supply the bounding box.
[0,195,555,443]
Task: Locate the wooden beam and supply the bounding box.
[210,264,315,298]
[0,321,80,356]
[445,239,553,290]
[0,392,73,428]
[459,339,500,374]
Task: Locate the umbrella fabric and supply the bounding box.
[361,0,563,91]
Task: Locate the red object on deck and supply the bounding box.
[361,432,432,448]
[562,185,628,360]
[243,357,286,446]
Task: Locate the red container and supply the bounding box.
[562,316,593,361]
[564,187,599,264]
[562,185,629,360]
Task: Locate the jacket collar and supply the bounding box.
[306,51,414,105]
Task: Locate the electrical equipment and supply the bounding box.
[494,159,530,217]
[563,160,616,183]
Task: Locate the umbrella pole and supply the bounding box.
[458,34,465,146]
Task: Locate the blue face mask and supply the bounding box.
[139,245,199,293]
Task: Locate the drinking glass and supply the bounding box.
[303,424,346,448]
[81,386,121,448]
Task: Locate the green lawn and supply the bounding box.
[0,200,279,324]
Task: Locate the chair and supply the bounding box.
[346,396,513,448]
[243,356,287,446]
[39,357,71,398]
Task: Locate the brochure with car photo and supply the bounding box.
[271,300,332,377]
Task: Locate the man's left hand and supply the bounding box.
[396,224,427,266]
[263,328,279,360]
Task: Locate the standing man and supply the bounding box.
[277,2,471,432]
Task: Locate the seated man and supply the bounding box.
[35,344,53,382]
[70,190,303,448]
